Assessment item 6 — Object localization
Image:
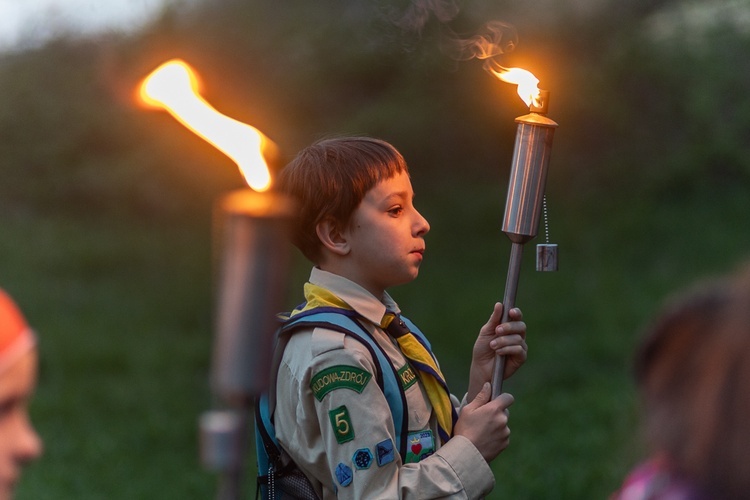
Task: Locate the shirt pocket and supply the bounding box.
[398,362,432,430]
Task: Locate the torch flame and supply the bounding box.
[485,59,541,109]
[139,59,273,192]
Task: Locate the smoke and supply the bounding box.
[392,0,462,35]
[391,2,518,70]
[448,20,518,62]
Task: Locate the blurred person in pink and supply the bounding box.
[0,289,43,500]
[612,264,750,499]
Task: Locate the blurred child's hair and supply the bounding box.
[278,137,408,263]
[633,263,750,498]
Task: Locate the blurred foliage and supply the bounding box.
[4,0,750,498]
[4,0,749,219]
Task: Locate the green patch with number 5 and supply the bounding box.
[329,405,355,444]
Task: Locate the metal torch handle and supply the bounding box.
[491,242,524,399]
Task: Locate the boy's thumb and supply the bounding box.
[468,382,492,408]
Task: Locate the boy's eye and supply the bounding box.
[388,206,403,216]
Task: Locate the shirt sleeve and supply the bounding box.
[275,327,495,499]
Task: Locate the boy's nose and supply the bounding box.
[15,420,43,464]
[414,210,430,236]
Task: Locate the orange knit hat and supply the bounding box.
[0,288,36,374]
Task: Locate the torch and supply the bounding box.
[489,65,558,398]
[139,60,294,499]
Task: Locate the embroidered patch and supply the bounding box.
[353,448,373,470]
[310,365,372,401]
[375,439,395,467]
[398,363,418,391]
[329,405,355,444]
[335,463,353,487]
[404,430,435,464]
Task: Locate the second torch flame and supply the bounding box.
[139,59,274,192]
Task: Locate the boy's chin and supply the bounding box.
[391,272,420,288]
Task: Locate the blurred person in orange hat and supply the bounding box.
[0,289,43,500]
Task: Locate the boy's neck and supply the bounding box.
[316,263,386,302]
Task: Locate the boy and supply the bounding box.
[0,289,43,500]
[270,137,527,498]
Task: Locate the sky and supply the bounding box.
[0,0,169,49]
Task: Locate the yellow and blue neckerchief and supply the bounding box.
[287,283,456,445]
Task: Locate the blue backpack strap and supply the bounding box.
[255,394,278,499]
[399,316,433,351]
[255,306,432,489]
[397,316,445,371]
[255,393,279,472]
[280,309,410,459]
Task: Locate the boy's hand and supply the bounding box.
[467,302,527,402]
[454,382,514,462]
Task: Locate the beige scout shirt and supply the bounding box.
[275,268,494,499]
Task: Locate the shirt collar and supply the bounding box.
[308,267,400,326]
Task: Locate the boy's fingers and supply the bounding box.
[490,332,527,351]
[487,302,503,323]
[481,303,504,336]
[508,307,523,320]
[496,322,526,337]
[493,392,515,410]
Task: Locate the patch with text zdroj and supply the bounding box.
[310,365,371,401]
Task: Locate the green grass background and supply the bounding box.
[6,178,750,499]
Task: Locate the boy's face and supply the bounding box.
[341,170,430,297]
[0,349,42,500]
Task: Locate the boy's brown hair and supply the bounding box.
[278,137,408,263]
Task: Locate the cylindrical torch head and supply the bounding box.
[212,189,296,403]
[502,111,558,244]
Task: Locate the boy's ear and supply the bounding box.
[316,218,350,256]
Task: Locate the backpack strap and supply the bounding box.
[280,308,410,458]
[398,315,435,356]
[255,307,414,473]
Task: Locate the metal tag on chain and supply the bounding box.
[536,243,558,271]
[536,194,558,272]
